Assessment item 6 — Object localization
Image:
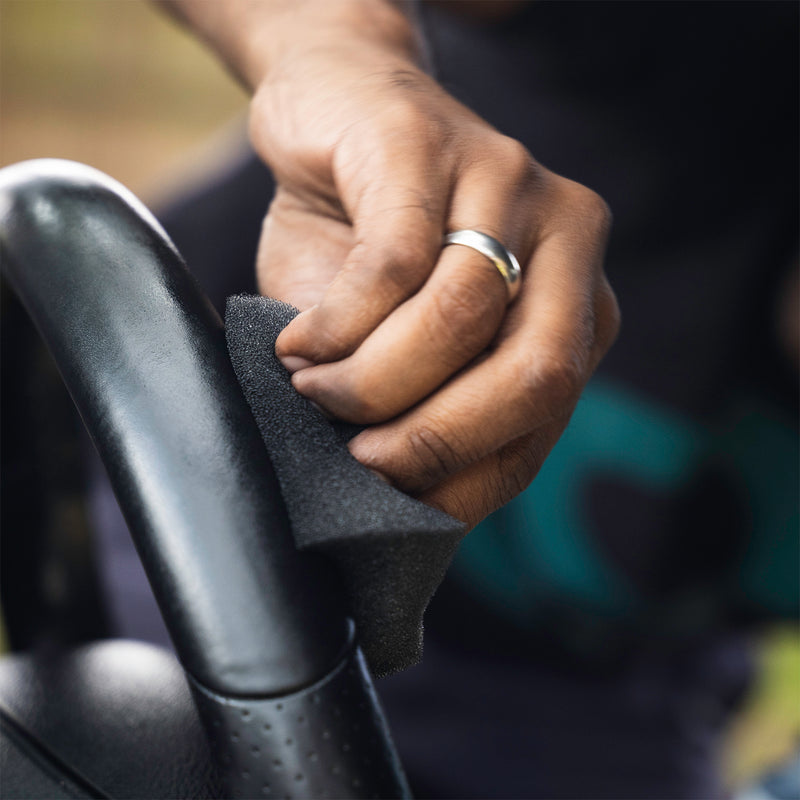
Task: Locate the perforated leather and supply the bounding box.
[191,645,409,799]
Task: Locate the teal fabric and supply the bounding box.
[457,378,799,629]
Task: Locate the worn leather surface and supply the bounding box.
[0,160,409,799]
[0,641,216,799]
[0,159,349,697]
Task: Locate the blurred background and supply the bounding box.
[1,0,798,794]
[1,0,247,201]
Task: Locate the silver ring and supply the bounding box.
[443,230,521,302]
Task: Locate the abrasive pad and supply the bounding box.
[225,295,466,677]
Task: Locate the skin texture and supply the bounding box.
[164,0,620,529]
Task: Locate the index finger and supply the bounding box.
[275,136,450,366]
[347,217,611,494]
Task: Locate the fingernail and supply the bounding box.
[279,354,315,373]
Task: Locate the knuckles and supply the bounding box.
[369,95,451,154]
[497,137,542,188]
[494,439,542,507]
[353,421,473,493]
[364,239,436,297]
[553,180,614,242]
[581,191,613,242]
[429,270,505,363]
[463,135,545,197]
[594,277,621,354]
[404,424,471,490]
[518,347,585,422]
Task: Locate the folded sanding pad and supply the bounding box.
[225,295,466,677]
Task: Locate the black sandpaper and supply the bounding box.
[225,295,466,677]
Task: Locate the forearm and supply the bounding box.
[158,0,425,89]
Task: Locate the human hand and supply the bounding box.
[243,1,620,529]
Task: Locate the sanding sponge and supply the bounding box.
[225,295,466,677]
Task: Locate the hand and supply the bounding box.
[191,0,620,529]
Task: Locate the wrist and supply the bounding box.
[164,0,425,90]
[258,0,426,84]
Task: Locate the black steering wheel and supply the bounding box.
[0,159,410,799]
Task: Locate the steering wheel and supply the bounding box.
[0,159,410,799]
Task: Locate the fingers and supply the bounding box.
[418,420,568,529]
[275,132,543,363]
[256,188,352,310]
[262,110,616,527]
[591,273,621,366]
[285,238,520,424]
[346,344,560,495]
[275,139,450,365]
[447,136,546,252]
[346,205,614,496]
[288,243,509,422]
[283,142,544,423]
[244,36,618,528]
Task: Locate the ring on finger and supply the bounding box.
[443,229,521,303]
